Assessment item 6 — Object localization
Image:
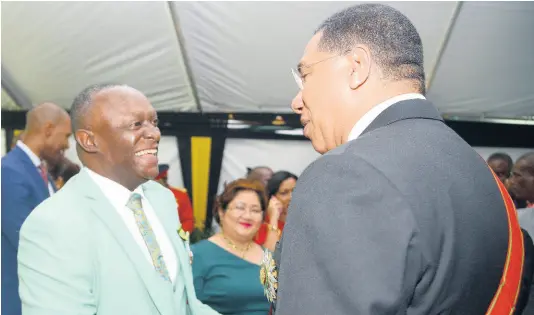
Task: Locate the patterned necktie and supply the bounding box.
[126,193,171,282]
[38,164,48,186]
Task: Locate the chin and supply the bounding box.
[311,140,328,155]
[139,168,159,180]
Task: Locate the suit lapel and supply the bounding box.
[143,184,196,307]
[362,99,444,136]
[76,170,174,315]
[13,147,49,198]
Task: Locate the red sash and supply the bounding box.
[486,168,524,315]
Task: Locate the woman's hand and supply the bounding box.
[267,196,283,225]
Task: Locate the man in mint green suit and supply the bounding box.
[18,84,220,315]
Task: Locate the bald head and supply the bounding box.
[22,102,71,165]
[246,166,273,186]
[517,153,534,171]
[25,102,69,133]
[70,83,126,132]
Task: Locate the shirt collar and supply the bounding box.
[84,167,145,208]
[347,93,426,141]
[16,140,42,167]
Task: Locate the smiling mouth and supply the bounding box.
[134,149,158,157]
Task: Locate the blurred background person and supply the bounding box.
[510,152,534,227]
[487,152,513,184]
[246,166,273,187]
[1,102,71,315]
[508,152,534,315]
[155,164,195,233]
[48,156,81,190]
[255,171,297,251]
[192,179,270,315]
[488,152,527,208]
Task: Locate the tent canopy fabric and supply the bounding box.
[2,1,534,120]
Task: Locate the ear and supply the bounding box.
[218,207,225,222]
[75,129,98,153]
[43,122,54,137]
[348,45,372,90]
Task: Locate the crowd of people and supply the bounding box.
[190,167,298,314]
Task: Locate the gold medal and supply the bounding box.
[259,248,278,302]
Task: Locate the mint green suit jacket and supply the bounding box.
[18,168,220,315]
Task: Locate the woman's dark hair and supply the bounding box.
[61,162,81,183]
[266,171,298,199]
[48,157,80,183]
[213,178,268,224]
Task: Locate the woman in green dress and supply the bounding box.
[192,179,270,315]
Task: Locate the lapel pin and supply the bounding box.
[177,227,193,265]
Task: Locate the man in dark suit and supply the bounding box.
[272,4,523,314]
[1,102,71,315]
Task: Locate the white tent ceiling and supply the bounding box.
[2,1,534,121]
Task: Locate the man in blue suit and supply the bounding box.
[1,102,71,315]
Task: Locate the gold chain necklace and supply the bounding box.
[222,234,252,258]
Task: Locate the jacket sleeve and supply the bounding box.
[1,167,40,250]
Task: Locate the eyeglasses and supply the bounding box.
[291,50,352,90]
[229,205,263,217]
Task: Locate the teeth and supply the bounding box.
[135,149,157,156]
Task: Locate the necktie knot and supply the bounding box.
[126,193,143,212]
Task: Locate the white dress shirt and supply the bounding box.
[347,93,426,141]
[16,140,55,196]
[86,168,178,283]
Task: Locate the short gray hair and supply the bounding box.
[315,4,425,94]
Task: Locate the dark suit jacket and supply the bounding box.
[273,99,511,315]
[1,146,52,315]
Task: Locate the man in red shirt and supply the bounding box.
[155,164,195,233]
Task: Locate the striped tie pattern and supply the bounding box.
[126,193,170,282]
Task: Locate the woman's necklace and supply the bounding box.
[222,234,252,258]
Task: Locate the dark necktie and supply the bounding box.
[38,164,48,186]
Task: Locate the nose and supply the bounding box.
[241,209,253,219]
[291,91,304,115]
[145,122,161,142]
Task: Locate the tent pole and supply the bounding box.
[1,66,33,110]
[165,2,203,113]
[425,1,464,93]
